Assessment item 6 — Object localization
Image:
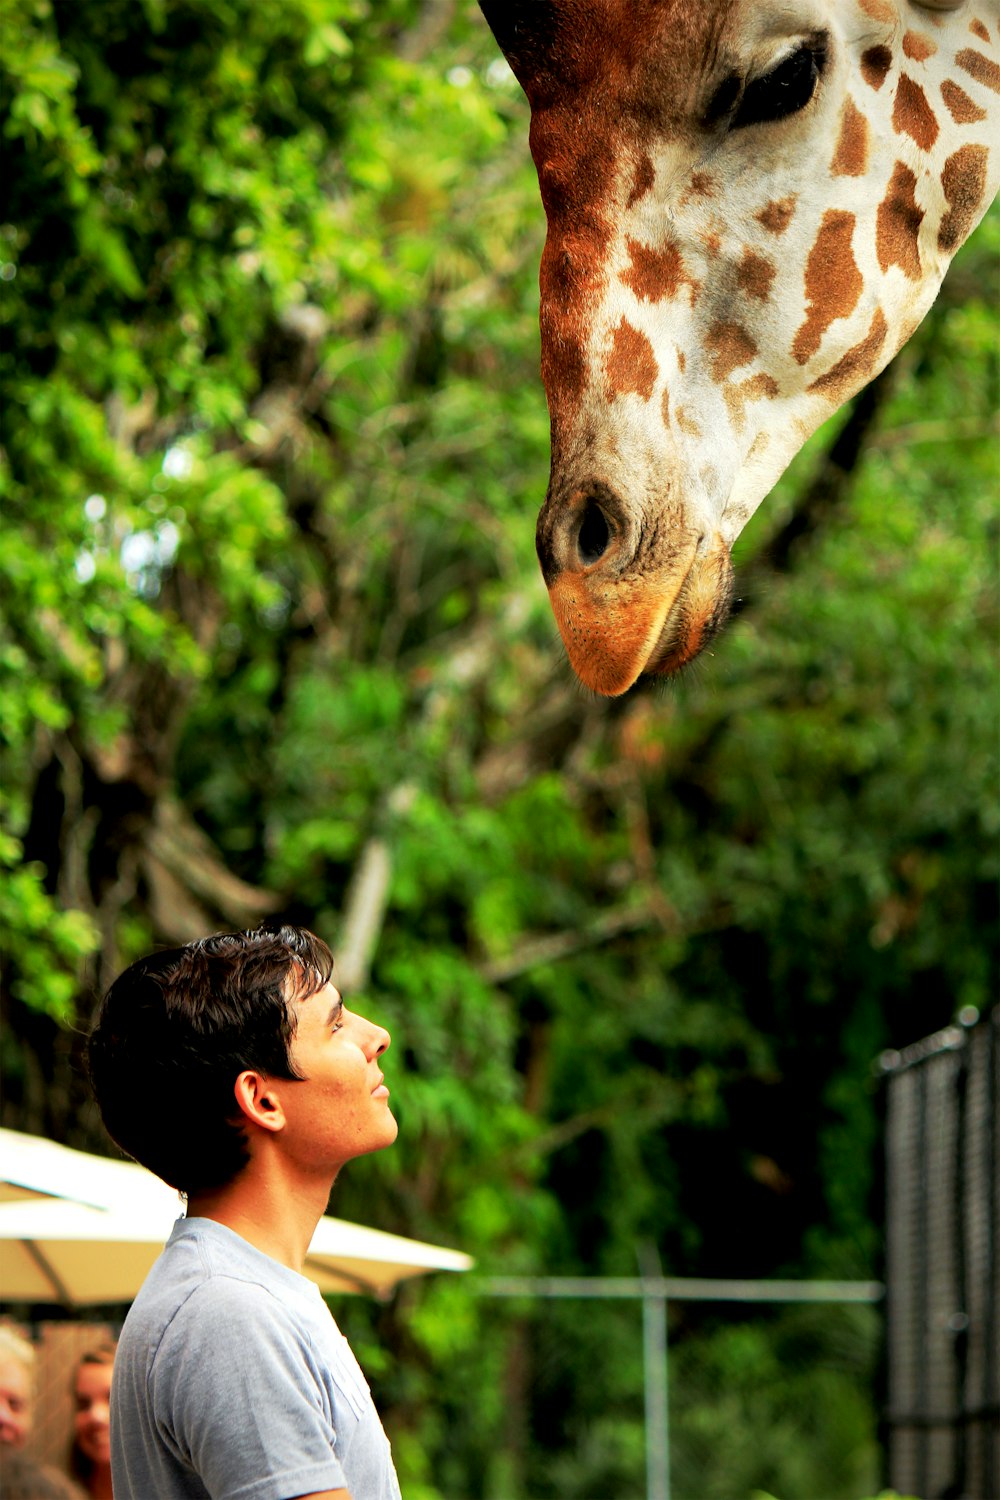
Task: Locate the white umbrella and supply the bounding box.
[0,1129,471,1304]
[0,1127,170,1209]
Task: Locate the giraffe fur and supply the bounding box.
[480,0,1000,695]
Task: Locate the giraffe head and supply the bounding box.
[479,0,999,694]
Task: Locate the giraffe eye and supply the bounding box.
[732,44,824,129]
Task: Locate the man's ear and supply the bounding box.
[233,1071,286,1134]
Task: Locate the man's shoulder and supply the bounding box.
[121,1219,314,1363]
[140,1217,311,1296]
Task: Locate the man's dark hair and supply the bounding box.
[87,923,334,1195]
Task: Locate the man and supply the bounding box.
[87,923,401,1500]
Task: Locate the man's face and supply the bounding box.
[277,982,398,1175]
[0,1356,32,1448]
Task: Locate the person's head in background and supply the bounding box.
[69,1344,115,1500]
[0,1325,34,1450]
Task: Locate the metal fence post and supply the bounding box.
[639,1244,670,1500]
[477,1271,885,1500]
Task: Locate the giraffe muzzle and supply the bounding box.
[538,487,732,694]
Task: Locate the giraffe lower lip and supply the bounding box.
[637,570,699,678]
[641,549,735,678]
[642,616,696,676]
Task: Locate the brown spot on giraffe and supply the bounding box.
[876,161,924,279]
[858,0,896,23]
[938,144,990,253]
[956,48,1000,93]
[542,222,613,307]
[723,373,780,430]
[970,19,991,44]
[809,307,889,402]
[689,172,716,197]
[532,104,620,430]
[704,321,757,383]
[538,243,612,376]
[893,75,940,151]
[941,78,988,124]
[792,211,863,366]
[605,318,658,400]
[736,249,776,301]
[539,239,607,418]
[627,154,655,208]
[622,236,698,303]
[756,196,796,236]
[674,406,701,437]
[861,45,893,91]
[660,386,670,428]
[831,97,869,177]
[903,32,936,64]
[541,319,589,429]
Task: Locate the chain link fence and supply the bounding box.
[475,1275,884,1500]
[882,1003,999,1500]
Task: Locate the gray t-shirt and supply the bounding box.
[111,1216,402,1500]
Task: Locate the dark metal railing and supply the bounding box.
[881,1004,998,1500]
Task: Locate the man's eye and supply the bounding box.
[732,45,823,129]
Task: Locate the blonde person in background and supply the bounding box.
[0,1324,34,1453]
[0,1324,86,1498]
[69,1343,115,1499]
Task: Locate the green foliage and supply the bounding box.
[671,1305,881,1500]
[0,841,99,1021]
[2,1,997,1494]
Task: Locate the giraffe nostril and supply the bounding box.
[576,500,612,566]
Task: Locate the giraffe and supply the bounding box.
[478,0,1000,696]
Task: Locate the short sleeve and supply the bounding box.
[150,1278,348,1500]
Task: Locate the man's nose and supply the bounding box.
[367,1021,390,1058]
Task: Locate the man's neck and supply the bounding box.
[187,1160,337,1273]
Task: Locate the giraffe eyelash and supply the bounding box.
[704,36,829,133]
[731,39,829,130]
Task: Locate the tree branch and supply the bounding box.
[477,900,670,986]
[142,798,277,941]
[334,836,394,994]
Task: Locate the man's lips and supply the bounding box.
[371,1073,389,1097]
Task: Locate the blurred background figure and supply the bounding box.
[69,1344,115,1500]
[1,1451,87,1500]
[0,1324,35,1451]
[0,1325,86,1496]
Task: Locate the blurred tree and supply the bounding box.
[1,1,996,1495]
